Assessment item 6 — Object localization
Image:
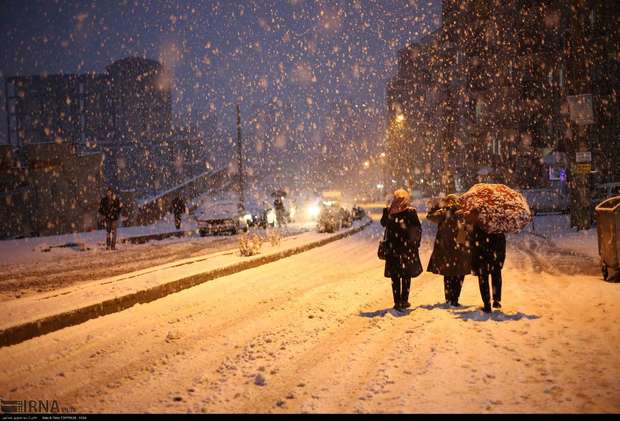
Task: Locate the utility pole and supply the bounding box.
[564,3,593,231]
[236,104,245,212]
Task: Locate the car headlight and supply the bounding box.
[306,204,320,219]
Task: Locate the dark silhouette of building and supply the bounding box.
[386,0,619,197]
[1,56,222,238]
[5,56,176,196]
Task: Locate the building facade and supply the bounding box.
[2,56,216,238]
[386,0,619,197]
[0,143,104,238]
[4,56,179,196]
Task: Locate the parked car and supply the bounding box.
[194,200,250,236]
[592,182,620,209]
[317,202,343,233]
[248,201,277,229]
[520,188,570,214]
[352,205,366,220]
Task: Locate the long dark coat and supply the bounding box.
[99,196,122,222]
[380,207,423,278]
[471,225,506,275]
[427,205,472,277]
[171,197,186,216]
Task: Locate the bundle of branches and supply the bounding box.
[239,233,263,256]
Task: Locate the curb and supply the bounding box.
[0,220,372,348]
[121,229,199,244]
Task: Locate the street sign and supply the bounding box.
[576,151,592,163]
[576,163,592,174]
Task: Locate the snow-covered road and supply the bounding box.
[1,219,618,413]
[0,222,314,301]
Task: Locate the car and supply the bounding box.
[351,205,366,220]
[592,182,620,209]
[194,200,250,236]
[317,203,342,233]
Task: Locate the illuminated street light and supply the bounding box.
[363,160,370,169]
[395,113,405,123]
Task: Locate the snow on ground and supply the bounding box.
[524,213,598,260]
[0,219,366,331]
[0,215,617,413]
[0,211,314,301]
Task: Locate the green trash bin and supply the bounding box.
[595,195,620,281]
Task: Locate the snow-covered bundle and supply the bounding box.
[460,183,532,234]
[265,229,282,247]
[239,233,263,256]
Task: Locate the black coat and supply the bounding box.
[471,226,506,275]
[99,196,122,222]
[426,205,472,277]
[380,207,423,278]
[171,197,186,215]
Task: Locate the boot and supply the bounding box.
[401,278,411,308]
[392,284,401,310]
[479,275,492,313]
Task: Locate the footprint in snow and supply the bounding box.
[255,373,267,386]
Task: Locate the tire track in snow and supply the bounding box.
[0,225,383,412]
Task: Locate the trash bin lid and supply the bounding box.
[595,195,620,213]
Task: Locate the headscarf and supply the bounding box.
[441,193,461,209]
[389,188,412,215]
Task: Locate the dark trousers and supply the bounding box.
[478,270,502,305]
[104,219,118,250]
[391,276,411,307]
[444,275,464,304]
[174,214,182,230]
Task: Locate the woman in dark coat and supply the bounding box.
[380,188,423,311]
[426,194,471,307]
[468,208,506,313]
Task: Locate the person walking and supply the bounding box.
[468,208,506,313]
[274,196,287,227]
[99,187,122,250]
[171,196,186,230]
[380,188,423,311]
[426,194,471,307]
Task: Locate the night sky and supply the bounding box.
[0,0,441,190]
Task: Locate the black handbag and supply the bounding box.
[378,228,388,260]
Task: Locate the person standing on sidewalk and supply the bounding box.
[380,188,423,311]
[171,196,186,230]
[99,187,122,250]
[426,194,472,307]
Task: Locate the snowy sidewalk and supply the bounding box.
[0,213,200,266]
[0,219,372,347]
[524,214,599,260]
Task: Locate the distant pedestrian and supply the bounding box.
[427,194,471,307]
[467,208,506,313]
[171,196,186,230]
[99,187,122,250]
[274,196,287,227]
[380,188,423,311]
